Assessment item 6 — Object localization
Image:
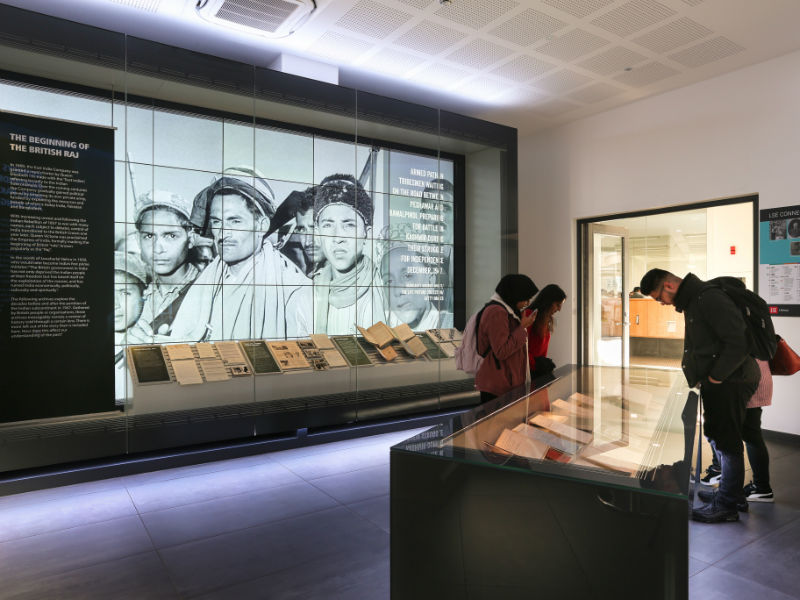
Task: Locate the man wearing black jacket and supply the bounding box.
[640,269,760,523]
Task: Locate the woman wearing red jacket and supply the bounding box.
[475,274,539,403]
[526,284,566,381]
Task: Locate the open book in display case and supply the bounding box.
[391,364,698,600]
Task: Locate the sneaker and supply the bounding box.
[743,481,774,503]
[697,489,748,512]
[692,498,740,523]
[700,467,721,486]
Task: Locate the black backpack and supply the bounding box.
[706,277,777,361]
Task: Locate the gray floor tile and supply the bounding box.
[0,515,154,592]
[348,494,390,533]
[4,550,178,600]
[714,517,800,598]
[158,506,387,597]
[308,464,389,505]
[275,441,390,480]
[689,564,797,599]
[0,487,137,543]
[0,425,795,600]
[141,481,338,548]
[689,502,800,564]
[689,556,711,577]
[274,428,427,461]
[766,453,800,510]
[0,477,126,509]
[127,460,303,513]
[194,545,390,600]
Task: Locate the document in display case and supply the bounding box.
[418,334,447,359]
[267,341,311,371]
[128,345,171,384]
[240,340,282,375]
[331,336,373,367]
[391,365,697,600]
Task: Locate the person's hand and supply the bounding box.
[520,309,537,330]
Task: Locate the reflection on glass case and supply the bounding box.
[391,365,697,600]
[444,365,693,491]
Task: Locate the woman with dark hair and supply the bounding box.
[526,284,567,380]
[475,274,539,403]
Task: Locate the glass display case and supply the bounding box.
[391,364,697,600]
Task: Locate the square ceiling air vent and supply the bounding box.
[196,0,316,38]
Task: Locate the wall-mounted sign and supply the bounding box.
[1,111,114,422]
[759,205,800,316]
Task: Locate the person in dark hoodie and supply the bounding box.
[640,268,760,523]
[474,274,539,403]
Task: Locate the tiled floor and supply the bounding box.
[0,427,798,599]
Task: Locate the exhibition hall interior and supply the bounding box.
[1,1,799,598]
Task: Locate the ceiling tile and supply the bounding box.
[493,55,556,82]
[531,69,592,94]
[576,46,647,75]
[489,8,567,47]
[536,28,609,62]
[412,63,472,87]
[533,98,582,118]
[592,0,676,38]
[668,36,744,67]
[444,39,514,69]
[632,17,712,53]
[541,0,615,19]
[395,0,436,8]
[613,61,678,86]
[566,82,625,103]
[434,0,520,30]
[336,0,414,39]
[360,48,427,76]
[108,0,161,10]
[394,20,465,55]
[308,32,374,63]
[454,75,508,98]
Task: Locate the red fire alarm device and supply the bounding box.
[730,246,736,255]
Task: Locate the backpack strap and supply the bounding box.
[475,301,504,361]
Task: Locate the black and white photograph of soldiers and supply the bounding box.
[116,113,456,346]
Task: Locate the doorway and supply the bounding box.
[579,197,757,369]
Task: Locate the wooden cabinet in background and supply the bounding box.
[629,298,684,339]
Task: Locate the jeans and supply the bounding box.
[743,407,771,490]
[710,409,771,491]
[715,444,745,508]
[701,359,759,509]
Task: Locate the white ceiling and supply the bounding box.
[4,0,800,136]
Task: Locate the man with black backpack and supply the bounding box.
[640,269,762,523]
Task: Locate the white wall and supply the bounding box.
[519,48,800,435]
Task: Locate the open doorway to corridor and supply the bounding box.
[579,195,758,369]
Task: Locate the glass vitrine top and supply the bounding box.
[393,364,697,498]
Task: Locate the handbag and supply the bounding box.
[769,335,800,376]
